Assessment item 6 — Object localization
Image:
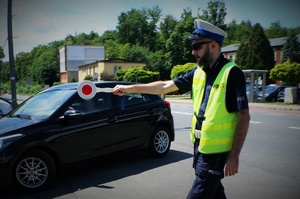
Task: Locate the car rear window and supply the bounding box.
[120,93,151,107]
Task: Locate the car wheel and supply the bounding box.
[271,97,276,102]
[13,150,56,192]
[148,126,171,158]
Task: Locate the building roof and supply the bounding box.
[222,34,300,53]
[221,44,240,53]
[78,58,146,68]
[99,58,146,63]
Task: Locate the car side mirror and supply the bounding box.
[63,110,82,119]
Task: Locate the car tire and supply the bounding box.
[271,97,276,102]
[13,149,56,192]
[148,126,171,158]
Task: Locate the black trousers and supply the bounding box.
[187,139,229,199]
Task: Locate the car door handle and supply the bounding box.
[107,117,118,123]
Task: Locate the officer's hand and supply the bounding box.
[225,155,239,177]
[113,85,127,96]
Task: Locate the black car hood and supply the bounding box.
[0,117,39,135]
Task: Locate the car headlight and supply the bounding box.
[0,134,24,150]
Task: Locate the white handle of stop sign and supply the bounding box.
[77,81,114,100]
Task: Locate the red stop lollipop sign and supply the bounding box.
[77,81,97,100]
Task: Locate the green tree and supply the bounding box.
[225,20,253,46]
[0,46,4,60]
[14,52,33,81]
[119,43,149,62]
[0,62,10,84]
[270,61,300,85]
[235,41,249,69]
[165,11,194,72]
[31,47,59,86]
[236,24,274,82]
[98,30,119,45]
[282,29,300,63]
[159,15,178,42]
[264,21,288,39]
[116,7,161,51]
[104,39,121,59]
[0,47,5,84]
[147,50,169,80]
[199,1,227,30]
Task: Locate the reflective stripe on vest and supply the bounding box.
[191,62,238,154]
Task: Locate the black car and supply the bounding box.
[277,89,285,102]
[257,85,287,102]
[0,82,174,191]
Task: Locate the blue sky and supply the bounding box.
[1,0,299,61]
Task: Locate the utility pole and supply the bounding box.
[7,0,17,108]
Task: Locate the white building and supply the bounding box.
[59,45,104,83]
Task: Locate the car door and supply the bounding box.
[57,92,120,165]
[116,93,158,150]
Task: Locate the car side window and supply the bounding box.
[70,92,112,114]
[120,93,151,107]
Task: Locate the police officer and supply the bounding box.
[113,19,250,199]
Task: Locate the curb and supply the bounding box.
[249,103,300,111]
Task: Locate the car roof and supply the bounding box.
[44,81,137,92]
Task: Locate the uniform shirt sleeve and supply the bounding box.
[173,67,196,94]
[226,66,249,112]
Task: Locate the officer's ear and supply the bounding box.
[211,40,221,49]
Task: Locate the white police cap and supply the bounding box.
[187,19,227,44]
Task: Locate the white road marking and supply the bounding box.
[173,112,266,125]
[250,121,263,124]
[288,126,300,130]
[172,111,192,115]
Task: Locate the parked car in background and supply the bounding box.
[246,85,262,102]
[277,89,285,102]
[277,87,297,102]
[257,85,289,102]
[0,81,175,191]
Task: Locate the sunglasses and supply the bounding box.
[191,41,212,51]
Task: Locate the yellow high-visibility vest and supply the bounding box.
[191,62,238,154]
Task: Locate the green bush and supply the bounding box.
[122,66,159,83]
[0,81,45,96]
[114,70,127,81]
[171,63,196,79]
[84,75,93,81]
[53,82,61,86]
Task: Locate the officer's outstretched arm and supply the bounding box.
[113,80,178,96]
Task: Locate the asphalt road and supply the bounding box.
[1,99,300,199]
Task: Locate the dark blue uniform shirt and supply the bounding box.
[173,54,249,117]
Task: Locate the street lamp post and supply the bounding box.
[7,0,17,108]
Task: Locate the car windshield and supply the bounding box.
[265,86,278,93]
[11,90,75,120]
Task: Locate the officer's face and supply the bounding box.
[192,40,213,69]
